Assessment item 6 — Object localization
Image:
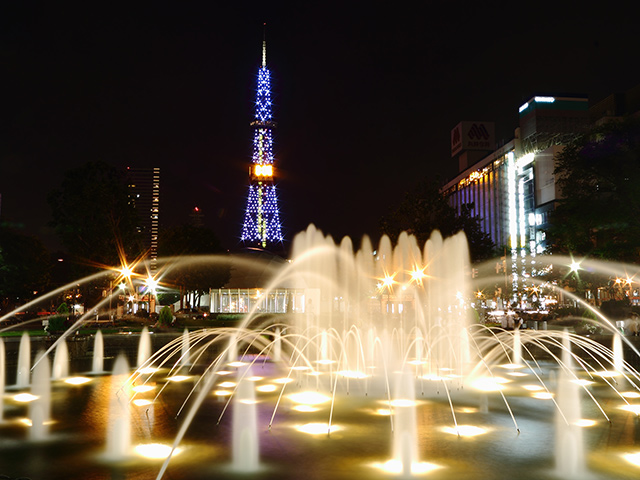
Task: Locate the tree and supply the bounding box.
[548,117,640,262]
[158,225,230,308]
[379,179,495,261]
[48,161,143,276]
[0,223,51,309]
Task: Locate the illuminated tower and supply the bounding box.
[240,32,284,249]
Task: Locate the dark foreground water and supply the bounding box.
[1,340,640,480]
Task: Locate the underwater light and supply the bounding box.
[296,423,341,435]
[135,443,181,459]
[228,361,246,367]
[218,381,236,388]
[575,419,597,427]
[623,452,640,467]
[216,370,232,376]
[442,425,487,436]
[167,375,190,382]
[256,384,277,393]
[214,390,232,396]
[522,385,544,391]
[133,399,153,406]
[469,377,509,392]
[288,392,331,405]
[64,376,92,385]
[248,376,263,382]
[532,392,554,399]
[372,460,441,475]
[594,370,621,378]
[132,385,154,393]
[507,372,528,377]
[315,359,336,365]
[138,367,157,374]
[13,393,38,403]
[274,377,294,384]
[374,408,392,416]
[571,379,595,387]
[499,363,524,369]
[293,405,319,413]
[620,405,640,415]
[621,391,640,399]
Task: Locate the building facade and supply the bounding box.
[442,96,589,308]
[126,167,160,272]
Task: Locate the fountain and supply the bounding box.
[554,331,586,478]
[137,326,152,368]
[16,331,31,388]
[29,351,51,441]
[92,329,105,374]
[1,226,640,480]
[232,365,260,472]
[52,338,69,380]
[105,354,131,460]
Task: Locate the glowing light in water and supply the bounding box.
[228,361,247,367]
[595,370,622,378]
[219,381,236,388]
[575,419,597,427]
[315,359,336,365]
[132,385,155,393]
[14,393,38,403]
[522,385,544,391]
[470,377,509,392]
[293,405,319,413]
[274,377,294,384]
[507,371,528,377]
[135,443,182,459]
[375,408,392,416]
[441,425,487,437]
[532,392,554,399]
[372,460,442,475]
[64,376,92,385]
[138,367,158,375]
[214,390,232,396]
[623,452,640,467]
[296,423,341,435]
[216,370,232,376]
[133,399,153,406]
[289,392,331,405]
[571,379,595,387]
[621,391,640,399]
[167,375,190,382]
[499,363,524,370]
[620,405,640,415]
[248,376,263,382]
[256,384,277,393]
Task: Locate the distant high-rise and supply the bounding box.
[240,31,284,249]
[127,167,160,271]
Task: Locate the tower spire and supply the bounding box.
[241,29,284,250]
[262,23,267,68]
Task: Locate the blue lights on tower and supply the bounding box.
[241,35,283,249]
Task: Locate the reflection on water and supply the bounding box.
[0,356,639,480]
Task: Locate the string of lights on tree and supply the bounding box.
[241,34,284,249]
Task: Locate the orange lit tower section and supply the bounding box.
[240,31,283,249]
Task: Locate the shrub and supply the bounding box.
[47,315,68,333]
[158,306,173,327]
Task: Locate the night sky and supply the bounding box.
[1,3,639,253]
